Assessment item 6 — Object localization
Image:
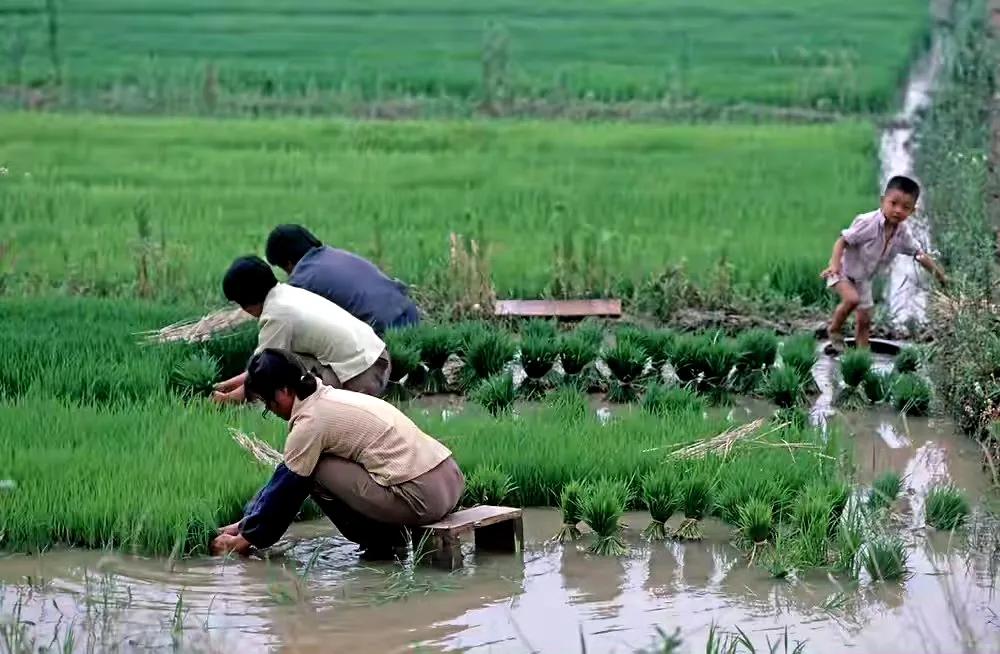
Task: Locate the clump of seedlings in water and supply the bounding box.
[867,471,902,512]
[924,485,970,530]
[793,483,834,567]
[735,497,773,564]
[603,339,648,403]
[385,330,422,400]
[862,369,896,404]
[758,365,805,409]
[892,373,931,416]
[554,480,585,542]
[641,468,680,541]
[171,351,220,398]
[557,332,599,390]
[834,505,866,578]
[519,330,559,400]
[462,464,516,507]
[764,525,799,579]
[641,383,705,417]
[894,347,920,374]
[470,372,517,417]
[669,333,737,401]
[780,333,818,382]
[580,479,631,556]
[547,385,589,423]
[640,328,676,375]
[675,473,714,541]
[860,534,909,581]
[416,326,456,394]
[837,348,872,409]
[460,328,516,391]
[735,329,779,392]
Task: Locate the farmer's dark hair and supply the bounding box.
[244,348,318,403]
[265,224,322,269]
[885,175,920,200]
[222,255,277,307]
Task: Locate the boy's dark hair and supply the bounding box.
[222,255,278,307]
[265,224,323,270]
[884,175,920,199]
[244,348,318,403]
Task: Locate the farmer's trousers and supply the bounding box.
[297,347,392,398]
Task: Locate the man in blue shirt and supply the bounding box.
[265,224,420,335]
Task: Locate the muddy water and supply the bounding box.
[1,410,996,654]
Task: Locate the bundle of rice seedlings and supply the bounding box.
[834,506,866,578]
[557,333,599,390]
[736,497,773,564]
[837,349,873,409]
[691,334,739,399]
[667,334,702,384]
[640,329,677,370]
[546,386,589,423]
[640,468,680,541]
[553,480,585,542]
[867,471,902,511]
[417,326,456,394]
[170,352,220,398]
[862,369,896,404]
[470,372,517,417]
[519,333,559,399]
[580,479,631,556]
[143,306,251,343]
[892,373,931,416]
[860,535,909,581]
[758,366,805,408]
[385,330,422,400]
[773,406,809,430]
[573,318,606,350]
[781,333,818,380]
[453,321,491,357]
[522,318,558,342]
[604,339,648,403]
[615,324,648,351]
[924,485,970,530]
[893,347,920,374]
[735,329,779,391]
[641,383,705,417]
[793,485,833,567]
[460,329,516,390]
[763,525,798,579]
[462,464,516,507]
[675,474,714,540]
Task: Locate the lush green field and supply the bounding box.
[0,113,878,306]
[4,0,928,112]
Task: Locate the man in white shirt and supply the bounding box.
[212,255,391,403]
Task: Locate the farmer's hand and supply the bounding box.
[211,533,252,556]
[213,377,239,393]
[218,522,241,536]
[820,263,840,279]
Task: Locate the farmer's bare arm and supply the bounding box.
[916,252,947,284]
[821,237,846,277]
[214,371,248,393]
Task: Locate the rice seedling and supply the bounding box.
[641,384,705,417]
[460,328,516,390]
[758,366,805,409]
[546,386,590,423]
[924,485,970,530]
[675,474,714,541]
[860,535,909,581]
[384,333,422,400]
[837,348,873,409]
[557,332,599,390]
[604,339,648,403]
[763,525,799,579]
[580,479,631,556]
[894,346,921,374]
[773,406,809,430]
[453,321,491,357]
[521,319,558,342]
[834,505,866,578]
[553,480,585,542]
[470,372,517,417]
[736,497,773,563]
[867,471,902,511]
[640,329,677,369]
[640,468,680,541]
[781,334,818,380]
[792,484,834,567]
[169,351,220,399]
[518,333,559,399]
[669,333,737,400]
[824,480,851,528]
[862,369,896,404]
[735,329,779,391]
[892,373,932,416]
[462,464,516,507]
[573,319,606,351]
[416,326,456,394]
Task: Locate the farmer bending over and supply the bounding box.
[820,175,947,355]
[213,255,391,402]
[211,348,465,560]
[265,224,420,336]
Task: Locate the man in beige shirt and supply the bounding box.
[210,348,465,560]
[212,255,392,403]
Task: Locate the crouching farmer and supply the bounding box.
[211,348,465,560]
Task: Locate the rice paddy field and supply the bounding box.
[4,0,928,112]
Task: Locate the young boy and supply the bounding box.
[820,175,946,355]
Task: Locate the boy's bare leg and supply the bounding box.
[855,308,872,350]
[826,280,859,354]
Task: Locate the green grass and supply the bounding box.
[1,114,880,304]
[4,0,928,113]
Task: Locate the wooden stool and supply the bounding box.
[414,505,524,570]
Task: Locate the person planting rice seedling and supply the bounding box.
[212,255,391,403]
[265,224,420,335]
[210,348,465,561]
[821,175,947,355]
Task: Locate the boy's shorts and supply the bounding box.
[825,273,874,310]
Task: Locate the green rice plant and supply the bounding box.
[641,384,705,417]
[781,334,818,380]
[668,333,737,399]
[604,339,648,403]
[557,333,599,389]
[470,373,517,417]
[170,351,220,399]
[892,373,932,416]
[416,326,456,394]
[924,485,970,531]
[675,474,714,541]
[894,347,921,374]
[640,468,680,541]
[834,505,866,578]
[553,480,585,542]
[758,366,805,409]
[384,335,422,400]
[462,464,516,507]
[460,329,516,390]
[862,369,896,404]
[453,321,491,357]
[519,333,559,399]
[837,348,873,409]
[824,480,851,529]
[867,471,902,511]
[573,319,606,351]
[546,386,590,423]
[521,319,558,342]
[792,484,834,567]
[640,329,677,369]
[763,525,799,579]
[773,406,809,430]
[736,497,773,564]
[860,535,909,582]
[580,479,631,556]
[615,325,649,352]
[735,329,779,391]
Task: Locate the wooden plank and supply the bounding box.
[494,299,621,318]
[422,505,522,534]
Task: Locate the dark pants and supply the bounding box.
[387,303,420,331]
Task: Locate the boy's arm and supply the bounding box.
[916,252,948,284]
[821,237,847,277]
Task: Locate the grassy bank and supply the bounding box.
[0,114,877,308]
[4,0,928,114]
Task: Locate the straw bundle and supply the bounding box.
[657,418,770,460]
[140,306,252,344]
[229,428,282,467]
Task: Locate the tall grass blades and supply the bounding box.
[862,370,896,404]
[758,366,805,409]
[169,352,220,399]
[641,384,705,417]
[519,333,559,399]
[460,329,516,390]
[462,464,516,507]
[924,485,970,530]
[554,480,585,542]
[604,339,648,403]
[470,372,517,417]
[675,474,714,541]
[892,373,931,416]
[641,468,679,541]
[867,471,902,511]
[860,535,909,582]
[781,334,818,380]
[580,479,631,556]
[416,326,456,393]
